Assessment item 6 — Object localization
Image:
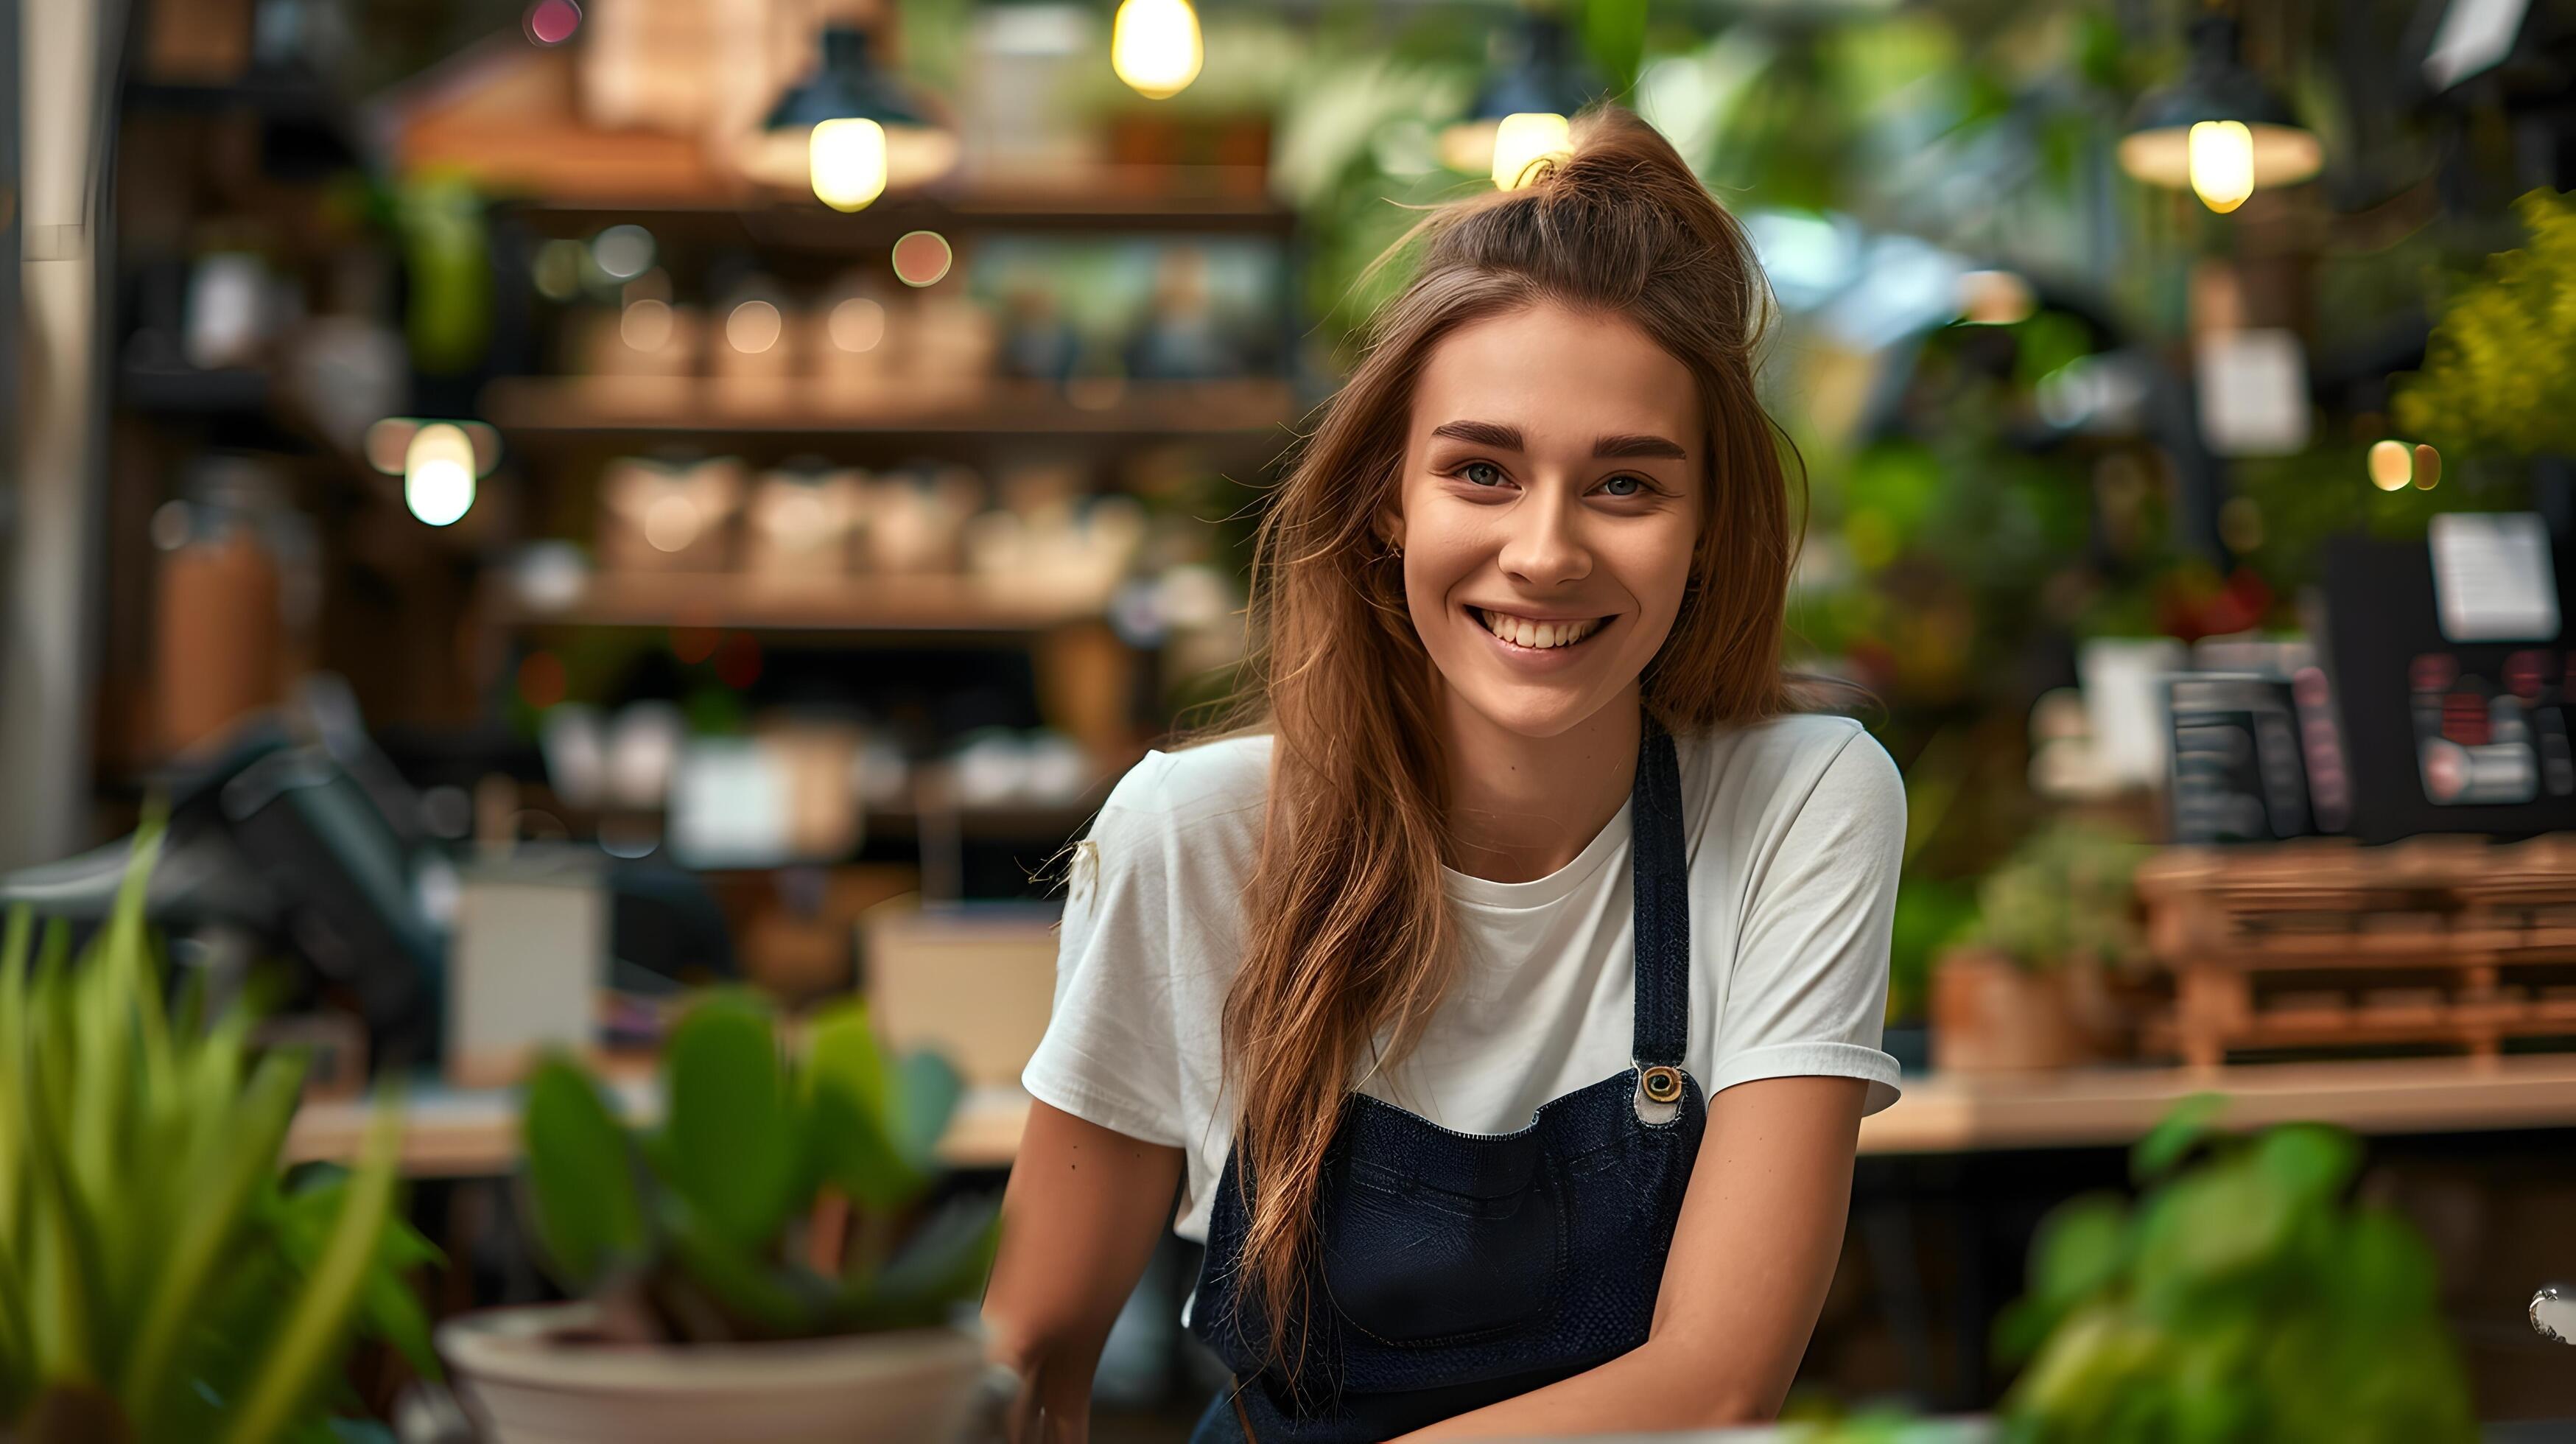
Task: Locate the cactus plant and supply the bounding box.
[0,819,438,1444]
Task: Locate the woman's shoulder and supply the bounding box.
[1095,729,1274,838]
[1674,712,1902,838]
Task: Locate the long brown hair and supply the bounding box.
[1175,106,1802,1367]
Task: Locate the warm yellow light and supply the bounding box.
[1492,112,1572,190]
[2188,120,2256,214]
[2412,443,2442,491]
[726,299,783,354]
[1112,0,1202,100]
[2367,439,2413,491]
[405,423,477,527]
[810,117,888,212]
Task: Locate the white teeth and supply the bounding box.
[1477,609,1601,650]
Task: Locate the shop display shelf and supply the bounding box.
[477,374,1300,443]
[486,569,1117,635]
[496,176,1297,242]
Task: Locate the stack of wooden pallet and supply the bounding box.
[2135,836,2576,1067]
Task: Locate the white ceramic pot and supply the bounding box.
[438,1303,985,1444]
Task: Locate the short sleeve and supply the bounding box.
[1019,761,1193,1148]
[1708,729,1906,1115]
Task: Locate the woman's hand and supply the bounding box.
[980,1101,1185,1443]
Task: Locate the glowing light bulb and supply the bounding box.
[2188,120,2256,214]
[405,423,477,527]
[2367,439,2412,491]
[1112,0,1203,100]
[1491,113,1572,190]
[810,117,889,212]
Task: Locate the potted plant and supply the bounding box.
[0,823,436,1444]
[437,991,1000,1444]
[1997,1100,2476,1442]
[1932,819,2144,1072]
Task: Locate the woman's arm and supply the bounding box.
[982,1100,1185,1444]
[1391,1074,1867,1440]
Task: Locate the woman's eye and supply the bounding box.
[1601,474,1645,497]
[1460,461,1505,488]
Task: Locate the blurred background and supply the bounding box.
[7,0,2576,1437]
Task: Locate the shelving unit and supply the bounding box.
[477,375,1299,444]
[486,569,1120,635]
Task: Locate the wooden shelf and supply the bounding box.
[1858,1055,2576,1154]
[284,1055,2576,1180]
[488,570,1118,634]
[477,375,1299,443]
[498,178,1297,241]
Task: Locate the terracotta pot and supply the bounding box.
[1930,947,2106,1073]
[438,1304,984,1444]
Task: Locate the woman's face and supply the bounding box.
[1389,301,1704,740]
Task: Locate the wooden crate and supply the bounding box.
[2135,837,2576,1067]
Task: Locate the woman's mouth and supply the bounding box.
[1472,606,1612,652]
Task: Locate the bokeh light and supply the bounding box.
[2413,443,2443,491]
[1112,0,1204,99]
[829,297,888,352]
[524,0,580,46]
[2367,439,2413,491]
[620,298,675,351]
[810,117,890,212]
[2188,120,2256,214]
[726,299,783,354]
[893,231,954,287]
[1491,113,1572,190]
[404,422,477,528]
[591,224,655,281]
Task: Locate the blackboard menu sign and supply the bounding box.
[2319,517,2576,843]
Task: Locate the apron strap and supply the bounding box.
[1629,714,1690,1070]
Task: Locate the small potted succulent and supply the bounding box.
[436,991,1000,1444]
[0,824,436,1444]
[1932,819,2144,1072]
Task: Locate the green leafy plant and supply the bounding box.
[2395,187,2576,458]
[0,821,438,1444]
[1996,1103,2476,1443]
[1965,819,2147,972]
[519,991,996,1343]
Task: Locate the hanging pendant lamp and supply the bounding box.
[1439,12,1602,189]
[2118,10,2322,214]
[737,23,960,211]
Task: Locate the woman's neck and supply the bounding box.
[1436,689,1642,884]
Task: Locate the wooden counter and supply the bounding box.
[284,1056,2576,1180]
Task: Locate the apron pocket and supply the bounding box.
[1319,1157,1566,1346]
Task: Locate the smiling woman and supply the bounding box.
[986,107,1903,1444]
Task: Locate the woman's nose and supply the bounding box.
[1498,487,1593,588]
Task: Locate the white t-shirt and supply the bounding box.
[1021,711,1906,1245]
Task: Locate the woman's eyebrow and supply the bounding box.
[1593,433,1688,460]
[1428,420,1524,449]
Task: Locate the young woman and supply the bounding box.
[982,108,1904,1443]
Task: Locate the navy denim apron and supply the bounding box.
[1185,715,1706,1443]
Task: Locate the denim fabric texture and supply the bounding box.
[1187,715,1707,1443]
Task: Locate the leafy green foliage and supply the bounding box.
[518,992,995,1344]
[0,816,436,1443]
[2395,189,2576,458]
[1996,1112,2475,1444]
[1963,819,2147,972]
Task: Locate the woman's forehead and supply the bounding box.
[1408,304,1699,453]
